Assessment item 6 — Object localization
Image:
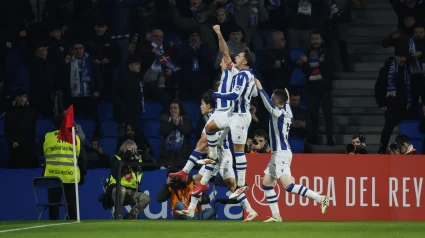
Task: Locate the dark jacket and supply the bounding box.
[260,47,295,91]
[301,45,333,93]
[4,103,36,146]
[418,118,425,155]
[86,32,117,67]
[289,105,310,140]
[381,27,414,52]
[111,71,143,125]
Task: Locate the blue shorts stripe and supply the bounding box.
[263,185,274,191]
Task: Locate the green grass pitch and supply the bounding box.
[1,221,425,238]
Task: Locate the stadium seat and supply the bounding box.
[147,136,162,160]
[0,117,4,136]
[98,101,113,121]
[140,119,160,137]
[36,118,53,136]
[289,68,306,86]
[398,120,424,140]
[143,101,164,119]
[76,118,95,138]
[0,136,9,164]
[190,135,197,150]
[9,84,30,94]
[100,137,118,156]
[101,120,117,137]
[288,137,304,153]
[290,48,304,60]
[183,101,200,121]
[410,139,423,154]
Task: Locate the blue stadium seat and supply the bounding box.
[398,120,423,140]
[0,117,4,136]
[76,118,95,138]
[190,135,197,150]
[0,136,9,163]
[290,68,306,86]
[9,84,30,95]
[100,137,118,156]
[98,101,113,121]
[147,136,162,160]
[15,66,29,85]
[254,49,262,70]
[101,120,117,137]
[141,119,160,137]
[410,139,424,154]
[290,48,304,61]
[143,101,164,119]
[183,101,200,121]
[113,68,120,81]
[36,118,53,136]
[288,137,304,153]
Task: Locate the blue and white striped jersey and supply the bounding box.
[216,65,239,110]
[258,89,293,152]
[213,67,258,114]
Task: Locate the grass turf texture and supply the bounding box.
[1,221,425,238]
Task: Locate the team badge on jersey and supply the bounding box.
[235,85,241,91]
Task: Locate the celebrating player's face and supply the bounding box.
[235,52,245,67]
[200,99,210,115]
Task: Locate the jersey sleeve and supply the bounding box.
[284,103,293,120]
[259,89,283,118]
[213,72,247,100]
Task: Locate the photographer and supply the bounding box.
[388,134,417,155]
[156,168,215,220]
[346,134,368,154]
[106,140,150,219]
[245,129,271,153]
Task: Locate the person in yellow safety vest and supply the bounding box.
[106,139,150,219]
[36,115,87,220]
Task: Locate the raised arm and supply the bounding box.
[254,79,283,118]
[213,25,231,65]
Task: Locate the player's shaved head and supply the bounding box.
[272,89,287,106]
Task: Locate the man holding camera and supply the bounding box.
[388,134,417,155]
[246,129,271,153]
[106,140,150,219]
[346,134,368,154]
[156,168,215,220]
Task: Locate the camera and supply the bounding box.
[359,130,366,144]
[389,143,399,152]
[346,144,357,154]
[252,139,259,145]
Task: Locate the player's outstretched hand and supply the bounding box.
[254,79,262,90]
[213,25,221,34]
[284,88,290,102]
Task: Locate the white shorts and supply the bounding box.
[229,113,251,144]
[202,128,229,147]
[207,109,231,130]
[199,147,235,180]
[264,150,293,179]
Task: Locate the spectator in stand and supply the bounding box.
[382,12,416,52]
[209,0,270,47]
[159,100,193,169]
[289,90,311,153]
[58,41,103,136]
[19,32,57,117]
[178,30,213,100]
[111,57,144,137]
[211,78,221,92]
[84,136,110,168]
[388,134,417,155]
[214,25,248,69]
[299,31,334,146]
[418,113,425,154]
[260,31,294,93]
[136,29,176,105]
[169,2,218,61]
[213,8,237,42]
[0,79,11,117]
[329,0,352,72]
[286,0,330,48]
[43,24,71,67]
[375,48,412,154]
[408,24,425,118]
[245,129,271,153]
[116,124,156,163]
[389,0,425,28]
[86,18,117,100]
[4,89,37,168]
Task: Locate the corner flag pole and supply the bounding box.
[72,126,80,222]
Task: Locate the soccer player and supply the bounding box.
[169,25,237,183]
[254,79,329,222]
[175,90,259,222]
[203,25,258,199]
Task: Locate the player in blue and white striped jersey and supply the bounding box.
[254,79,329,222]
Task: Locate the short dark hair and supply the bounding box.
[310,30,322,38]
[242,49,255,68]
[396,134,410,144]
[168,100,188,117]
[289,89,300,97]
[352,135,359,140]
[414,24,425,30]
[254,129,268,140]
[202,89,216,109]
[272,89,287,105]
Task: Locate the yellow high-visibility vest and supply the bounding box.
[43,130,81,183]
[108,155,143,189]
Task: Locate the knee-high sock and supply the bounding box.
[235,152,247,187]
[236,193,253,213]
[285,183,322,202]
[182,150,203,173]
[206,130,218,158]
[200,164,215,185]
[263,185,279,216]
[188,193,201,211]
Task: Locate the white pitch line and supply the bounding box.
[0,221,79,233]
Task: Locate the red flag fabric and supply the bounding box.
[58,105,78,146]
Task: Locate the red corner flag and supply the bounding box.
[58,105,78,146]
